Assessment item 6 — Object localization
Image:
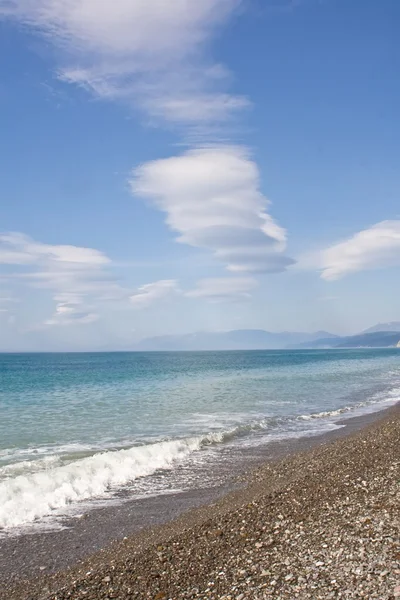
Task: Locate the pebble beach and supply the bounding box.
[2,404,399,600]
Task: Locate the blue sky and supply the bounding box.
[0,0,399,351]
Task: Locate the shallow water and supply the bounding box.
[1,349,399,532]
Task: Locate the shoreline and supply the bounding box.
[1,402,399,599]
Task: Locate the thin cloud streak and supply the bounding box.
[130,279,179,309]
[185,277,257,302]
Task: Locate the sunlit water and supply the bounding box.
[1,349,399,533]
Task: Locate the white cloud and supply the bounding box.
[0,232,110,266]
[320,220,400,280]
[0,0,238,57]
[130,279,179,309]
[42,291,99,326]
[145,93,250,125]
[0,3,295,330]
[131,146,294,274]
[53,292,83,304]
[0,0,246,129]
[0,232,115,325]
[0,292,18,319]
[0,293,16,315]
[44,302,98,326]
[186,277,257,302]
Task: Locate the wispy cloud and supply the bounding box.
[44,303,99,326]
[0,230,265,330]
[0,232,117,325]
[0,0,247,133]
[43,291,99,326]
[130,279,179,309]
[0,232,110,266]
[131,146,295,274]
[318,295,339,301]
[185,277,257,302]
[316,221,400,280]
[0,292,18,316]
[0,1,296,323]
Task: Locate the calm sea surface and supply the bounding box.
[1,349,399,533]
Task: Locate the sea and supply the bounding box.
[1,349,399,536]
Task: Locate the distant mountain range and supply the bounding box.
[290,329,400,350]
[362,322,400,334]
[133,322,400,351]
[133,329,338,351]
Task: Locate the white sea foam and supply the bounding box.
[298,393,400,422]
[0,455,62,480]
[0,441,122,464]
[1,389,398,532]
[0,436,216,529]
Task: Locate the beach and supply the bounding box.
[2,1,399,597]
[2,403,399,600]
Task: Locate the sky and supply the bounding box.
[0,0,399,351]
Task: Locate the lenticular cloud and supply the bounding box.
[131,146,295,274]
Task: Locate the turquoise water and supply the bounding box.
[1,349,399,532]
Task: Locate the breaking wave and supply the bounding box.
[1,388,398,531]
[0,434,223,529]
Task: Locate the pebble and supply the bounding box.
[2,408,399,600]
